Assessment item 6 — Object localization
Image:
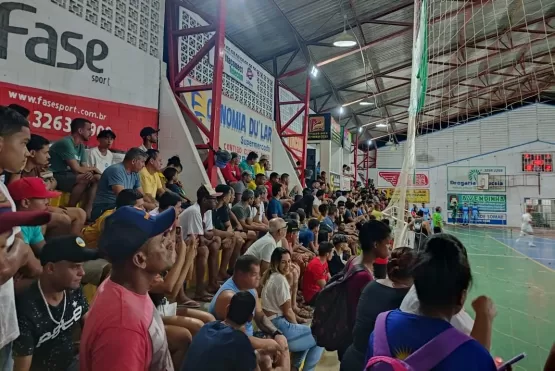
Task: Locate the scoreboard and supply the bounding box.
[522,153,553,172]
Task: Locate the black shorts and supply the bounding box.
[433,227,442,234]
[53,171,77,193]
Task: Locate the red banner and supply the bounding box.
[0,82,158,151]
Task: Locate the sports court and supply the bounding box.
[446,225,555,370]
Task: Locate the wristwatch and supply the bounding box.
[271,330,283,338]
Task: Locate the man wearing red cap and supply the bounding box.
[8,178,61,254]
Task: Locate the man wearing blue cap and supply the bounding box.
[80,206,177,371]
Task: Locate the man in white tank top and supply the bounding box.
[516,207,535,247]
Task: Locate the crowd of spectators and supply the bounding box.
[1,104,554,371]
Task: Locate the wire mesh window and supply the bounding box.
[177,8,274,120]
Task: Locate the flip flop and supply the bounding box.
[192,294,214,302]
[177,299,201,309]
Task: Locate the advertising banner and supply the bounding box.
[377,169,430,189]
[384,189,430,203]
[209,42,259,92]
[182,78,273,161]
[447,194,507,212]
[447,166,506,192]
[331,119,342,146]
[308,114,332,141]
[330,172,341,191]
[0,0,161,151]
[448,213,507,225]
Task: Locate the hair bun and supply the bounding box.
[424,234,466,261]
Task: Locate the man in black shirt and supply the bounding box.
[13,235,98,371]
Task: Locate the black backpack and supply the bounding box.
[311,262,366,351]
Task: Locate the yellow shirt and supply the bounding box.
[371,210,383,220]
[139,167,162,198]
[82,208,115,249]
[253,162,266,175]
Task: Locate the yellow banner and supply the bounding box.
[383,188,430,203]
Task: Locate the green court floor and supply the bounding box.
[446,225,555,371]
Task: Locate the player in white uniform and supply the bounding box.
[516,208,535,247]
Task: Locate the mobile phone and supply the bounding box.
[175,226,182,241]
[497,353,526,371]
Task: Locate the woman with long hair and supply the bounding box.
[261,248,324,371]
[341,246,416,371]
[364,234,497,370]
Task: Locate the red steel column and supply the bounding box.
[300,75,311,186]
[207,0,226,185]
[353,133,358,185]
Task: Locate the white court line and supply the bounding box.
[468,253,555,261]
[487,236,555,273]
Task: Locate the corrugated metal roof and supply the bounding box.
[182,0,555,138]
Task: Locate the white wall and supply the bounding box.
[271,126,302,191]
[376,103,555,227]
[158,76,210,201]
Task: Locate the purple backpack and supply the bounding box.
[365,311,472,371]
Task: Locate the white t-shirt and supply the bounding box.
[400,285,474,335]
[244,233,277,263]
[521,213,533,232]
[313,196,322,208]
[261,273,291,316]
[178,203,213,237]
[0,181,20,349]
[88,147,113,173]
[149,207,160,216]
[250,204,265,223]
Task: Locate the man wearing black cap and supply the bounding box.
[80,206,177,371]
[13,236,98,371]
[139,127,159,152]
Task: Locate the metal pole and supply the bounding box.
[354,132,358,185]
[300,75,311,187]
[207,0,227,185]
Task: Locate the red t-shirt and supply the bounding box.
[303,257,329,303]
[222,163,241,183]
[80,279,174,371]
[265,181,274,201]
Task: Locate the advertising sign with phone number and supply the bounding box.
[1,81,157,151]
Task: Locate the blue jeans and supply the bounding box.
[0,342,13,371]
[271,316,324,371]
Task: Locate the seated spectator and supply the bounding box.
[232,190,268,233]
[254,155,268,176]
[244,218,287,273]
[163,167,190,203]
[364,234,497,370]
[81,189,144,287]
[312,190,325,217]
[267,183,284,219]
[87,129,116,173]
[322,204,337,231]
[249,189,270,232]
[208,256,289,366]
[213,184,245,272]
[265,172,279,201]
[91,147,146,221]
[7,103,30,119]
[289,194,314,218]
[80,206,177,370]
[149,191,181,216]
[341,246,416,371]
[239,151,257,179]
[317,204,328,221]
[49,118,101,219]
[181,292,259,371]
[328,233,350,276]
[231,171,252,204]
[299,218,320,252]
[179,184,228,301]
[261,248,324,371]
[221,152,241,184]
[9,134,87,237]
[139,149,165,210]
[338,220,391,360]
[7,178,61,254]
[254,186,269,226]
[13,236,98,371]
[303,242,333,306]
[138,126,158,152]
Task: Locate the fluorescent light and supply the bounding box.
[359,101,373,106]
[367,140,372,145]
[310,66,319,77]
[376,123,388,128]
[358,127,362,133]
[333,30,357,48]
[339,107,345,114]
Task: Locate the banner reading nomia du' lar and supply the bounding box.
[0,0,162,151]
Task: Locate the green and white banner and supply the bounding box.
[447,166,506,192]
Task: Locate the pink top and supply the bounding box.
[79,279,174,371]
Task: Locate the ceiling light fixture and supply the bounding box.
[359,101,374,106]
[358,127,362,133]
[339,106,345,115]
[333,15,357,48]
[310,66,319,78]
[376,123,388,128]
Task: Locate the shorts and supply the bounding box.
[521,226,533,234]
[82,259,111,286]
[53,171,77,193]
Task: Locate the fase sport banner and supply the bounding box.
[0,0,161,151]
